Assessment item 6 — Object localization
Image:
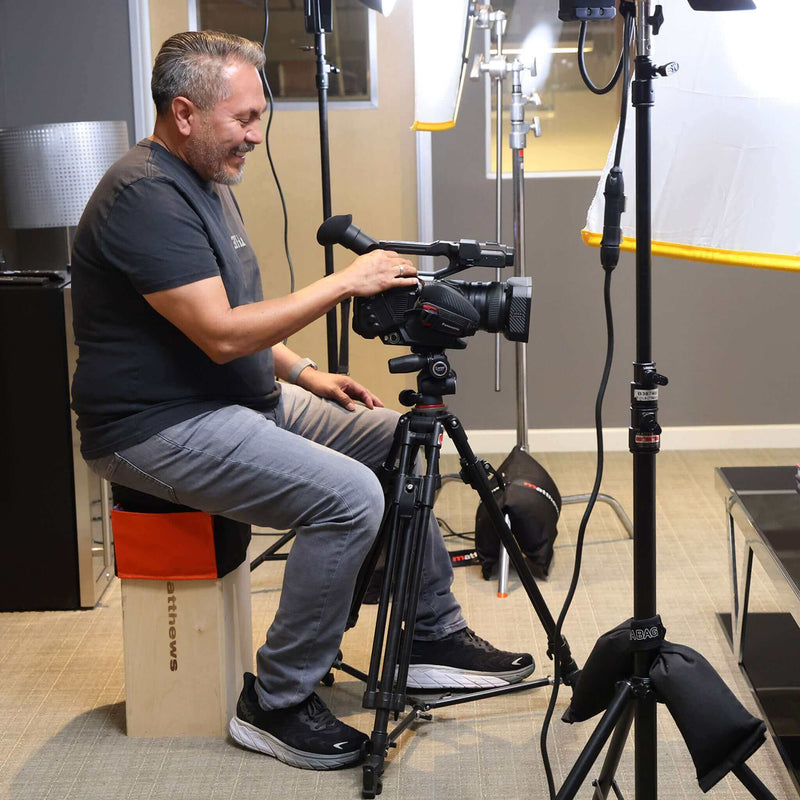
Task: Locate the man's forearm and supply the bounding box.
[273,343,304,381]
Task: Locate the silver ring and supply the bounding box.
[398,265,405,278]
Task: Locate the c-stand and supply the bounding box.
[337,346,579,798]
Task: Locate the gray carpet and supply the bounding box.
[1,448,797,800]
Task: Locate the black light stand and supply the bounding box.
[552,3,776,799]
[304,0,343,373]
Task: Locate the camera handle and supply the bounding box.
[316,214,515,279]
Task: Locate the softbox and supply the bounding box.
[475,447,561,580]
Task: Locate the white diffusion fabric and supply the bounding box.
[583,0,800,272]
[412,0,472,131]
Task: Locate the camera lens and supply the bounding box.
[456,278,531,342]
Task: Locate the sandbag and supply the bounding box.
[475,447,561,579]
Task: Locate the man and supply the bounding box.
[71,30,534,770]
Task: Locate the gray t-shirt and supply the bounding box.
[71,139,280,459]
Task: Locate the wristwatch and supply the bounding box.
[287,357,318,384]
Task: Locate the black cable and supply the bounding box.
[540,263,615,800]
[435,517,476,542]
[261,0,295,297]
[613,12,634,168]
[577,9,634,96]
[601,10,633,270]
[538,13,633,797]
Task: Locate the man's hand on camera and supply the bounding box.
[340,250,417,297]
[297,368,385,412]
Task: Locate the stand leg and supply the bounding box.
[732,764,780,800]
[445,414,579,679]
[497,515,511,597]
[249,530,295,571]
[734,546,753,666]
[563,493,634,538]
[592,701,636,800]
[557,681,637,800]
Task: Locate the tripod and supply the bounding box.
[335,347,579,799]
[552,4,777,799]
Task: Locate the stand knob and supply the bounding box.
[399,389,420,407]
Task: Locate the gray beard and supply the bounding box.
[212,166,244,185]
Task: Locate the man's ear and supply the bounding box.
[171,96,196,136]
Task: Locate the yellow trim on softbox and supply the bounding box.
[412,120,457,132]
[582,230,800,274]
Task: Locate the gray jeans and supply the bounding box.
[88,383,464,709]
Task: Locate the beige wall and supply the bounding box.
[148,2,416,409]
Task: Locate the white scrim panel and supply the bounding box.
[584,0,800,272]
[412,0,471,131]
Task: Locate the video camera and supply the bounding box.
[316,215,532,351]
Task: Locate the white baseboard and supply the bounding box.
[440,425,800,455]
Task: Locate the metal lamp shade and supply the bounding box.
[0,120,129,229]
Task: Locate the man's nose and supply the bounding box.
[245,125,263,145]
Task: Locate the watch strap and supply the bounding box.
[287,357,318,384]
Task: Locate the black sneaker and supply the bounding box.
[229,673,368,770]
[407,628,535,690]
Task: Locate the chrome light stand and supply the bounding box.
[472,8,632,598]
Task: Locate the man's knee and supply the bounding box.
[345,465,385,536]
[302,461,384,544]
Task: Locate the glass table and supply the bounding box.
[715,465,800,791]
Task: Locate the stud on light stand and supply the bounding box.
[550,2,779,799]
[317,214,580,799]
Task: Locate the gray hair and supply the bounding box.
[151,30,266,116]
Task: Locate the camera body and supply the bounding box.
[353,277,531,350]
[317,215,532,351]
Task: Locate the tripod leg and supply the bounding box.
[346,421,407,630]
[361,418,443,798]
[445,414,579,678]
[557,681,636,800]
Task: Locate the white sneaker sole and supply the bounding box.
[405,663,535,690]
[229,717,363,770]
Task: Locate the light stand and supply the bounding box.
[303,0,395,374]
[552,3,777,798]
[304,0,342,373]
[473,11,633,597]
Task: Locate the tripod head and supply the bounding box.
[388,349,456,409]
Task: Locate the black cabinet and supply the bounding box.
[0,275,113,610]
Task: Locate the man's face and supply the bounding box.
[185,61,267,185]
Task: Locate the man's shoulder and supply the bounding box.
[88,142,208,229]
[84,141,168,217]
[103,141,183,197]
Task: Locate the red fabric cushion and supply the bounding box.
[112,509,218,580]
